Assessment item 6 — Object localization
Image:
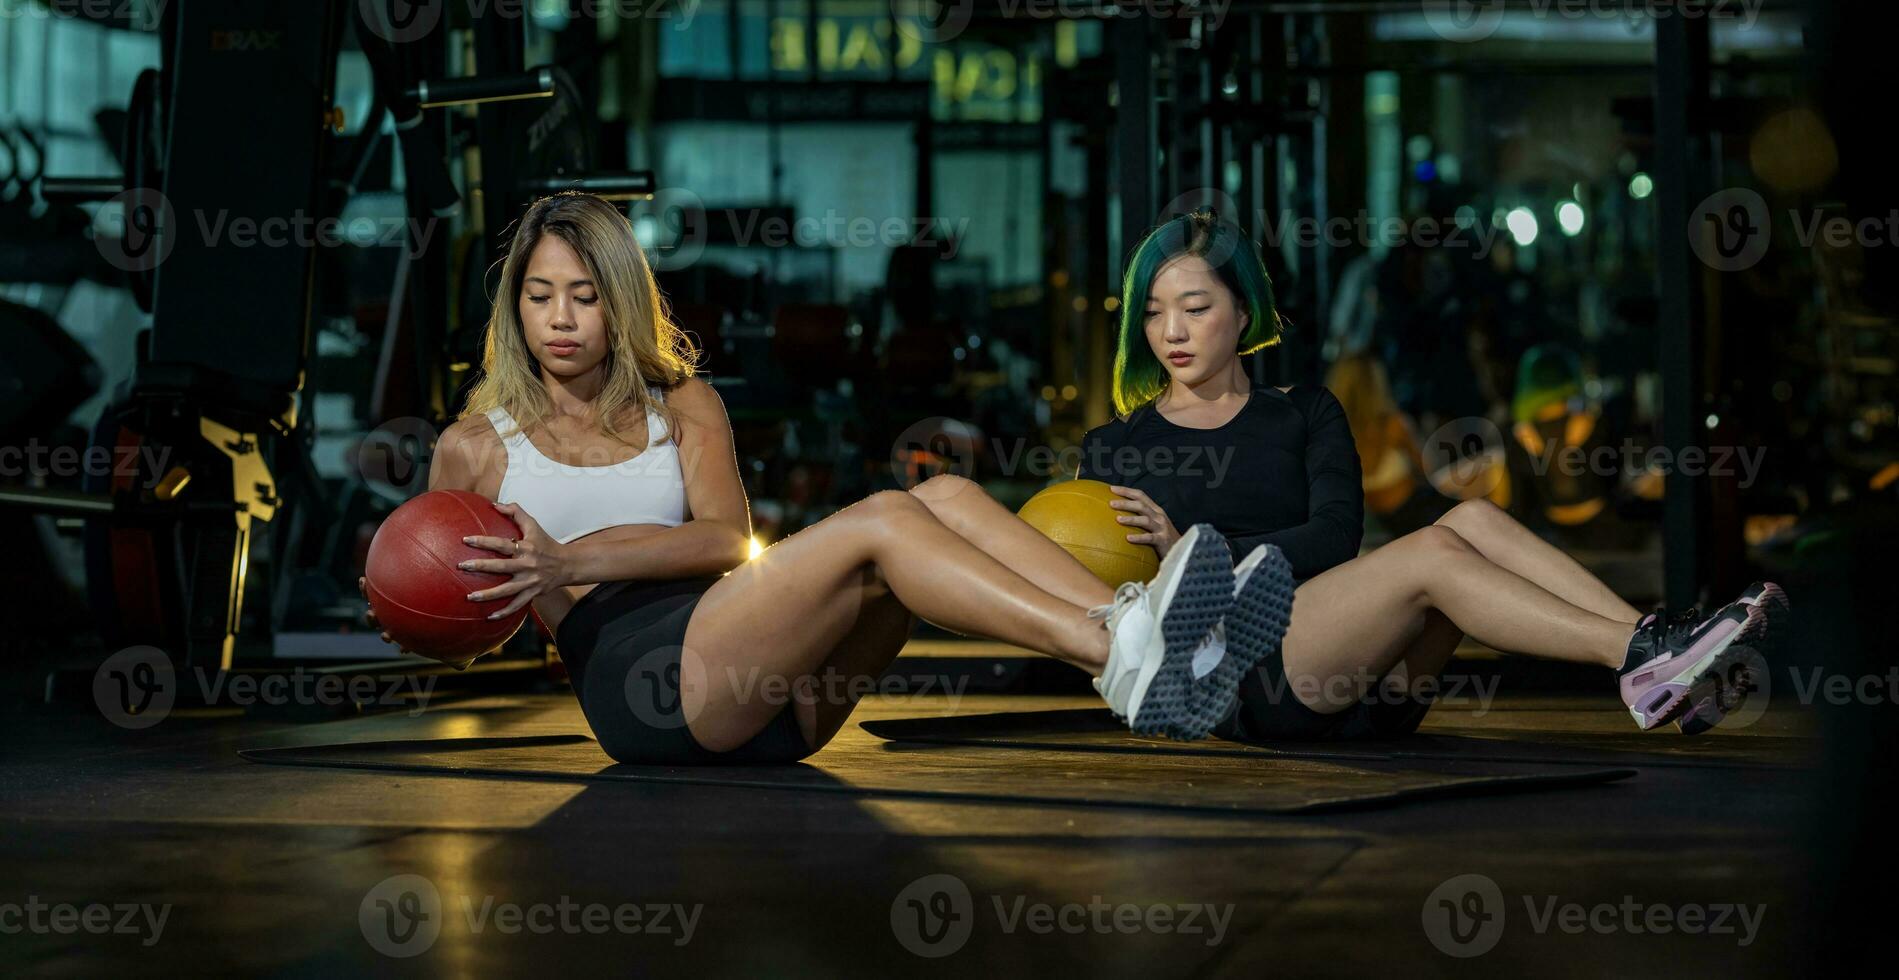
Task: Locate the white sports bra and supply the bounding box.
[486,388,688,544]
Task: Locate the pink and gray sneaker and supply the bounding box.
[1675,582,1789,735]
[1619,581,1787,732]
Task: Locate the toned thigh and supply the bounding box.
[678,501,890,752]
[1277,529,1465,713]
[910,474,1114,609]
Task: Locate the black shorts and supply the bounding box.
[1213,649,1434,743]
[555,576,813,765]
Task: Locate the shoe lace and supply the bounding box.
[1642,608,1702,645]
[1087,581,1146,622]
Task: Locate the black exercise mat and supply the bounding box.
[240,732,1633,816]
[860,709,1814,771]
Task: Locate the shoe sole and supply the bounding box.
[1129,528,1237,740]
[1677,584,1788,735]
[1197,545,1298,731]
[1110,525,1208,724]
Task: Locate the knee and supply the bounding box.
[1396,527,1477,604]
[1438,497,1505,536]
[847,489,933,535]
[1405,524,1478,559]
[859,488,927,514]
[909,474,983,525]
[911,473,980,504]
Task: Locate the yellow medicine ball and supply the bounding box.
[1017,479,1161,588]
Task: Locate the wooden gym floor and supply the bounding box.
[1,647,1820,977]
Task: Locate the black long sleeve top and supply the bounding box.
[1077,385,1364,581]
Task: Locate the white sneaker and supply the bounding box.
[1088,524,1237,739]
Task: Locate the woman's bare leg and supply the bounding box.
[1277,524,1631,714]
[680,490,1109,751]
[776,473,1121,749]
[897,480,1635,713]
[909,474,1118,609]
[1379,609,1464,704]
[1435,499,1642,624]
[792,473,1098,748]
[795,568,917,750]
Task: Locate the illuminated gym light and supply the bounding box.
[1438,154,1461,184]
[1454,206,1478,229]
[632,214,658,247]
[748,536,765,560]
[1557,201,1586,237]
[1705,414,1720,430]
[1506,207,1539,246]
[1629,173,1654,199]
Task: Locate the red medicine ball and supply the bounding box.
[364,489,530,664]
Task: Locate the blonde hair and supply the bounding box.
[460,193,698,447]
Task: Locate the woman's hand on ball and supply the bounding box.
[1108,485,1182,558]
[459,502,571,620]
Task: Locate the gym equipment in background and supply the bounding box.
[6,0,662,692]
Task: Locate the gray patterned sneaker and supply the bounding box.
[1188,544,1298,732]
[1090,524,1238,740]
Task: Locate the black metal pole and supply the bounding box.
[1653,12,1713,611]
[1113,18,1156,281]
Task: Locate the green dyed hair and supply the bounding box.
[1111,210,1282,416]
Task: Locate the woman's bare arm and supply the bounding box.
[538,524,671,630]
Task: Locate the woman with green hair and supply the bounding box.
[1073,210,1785,738]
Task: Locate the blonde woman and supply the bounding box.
[361,193,1260,764]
